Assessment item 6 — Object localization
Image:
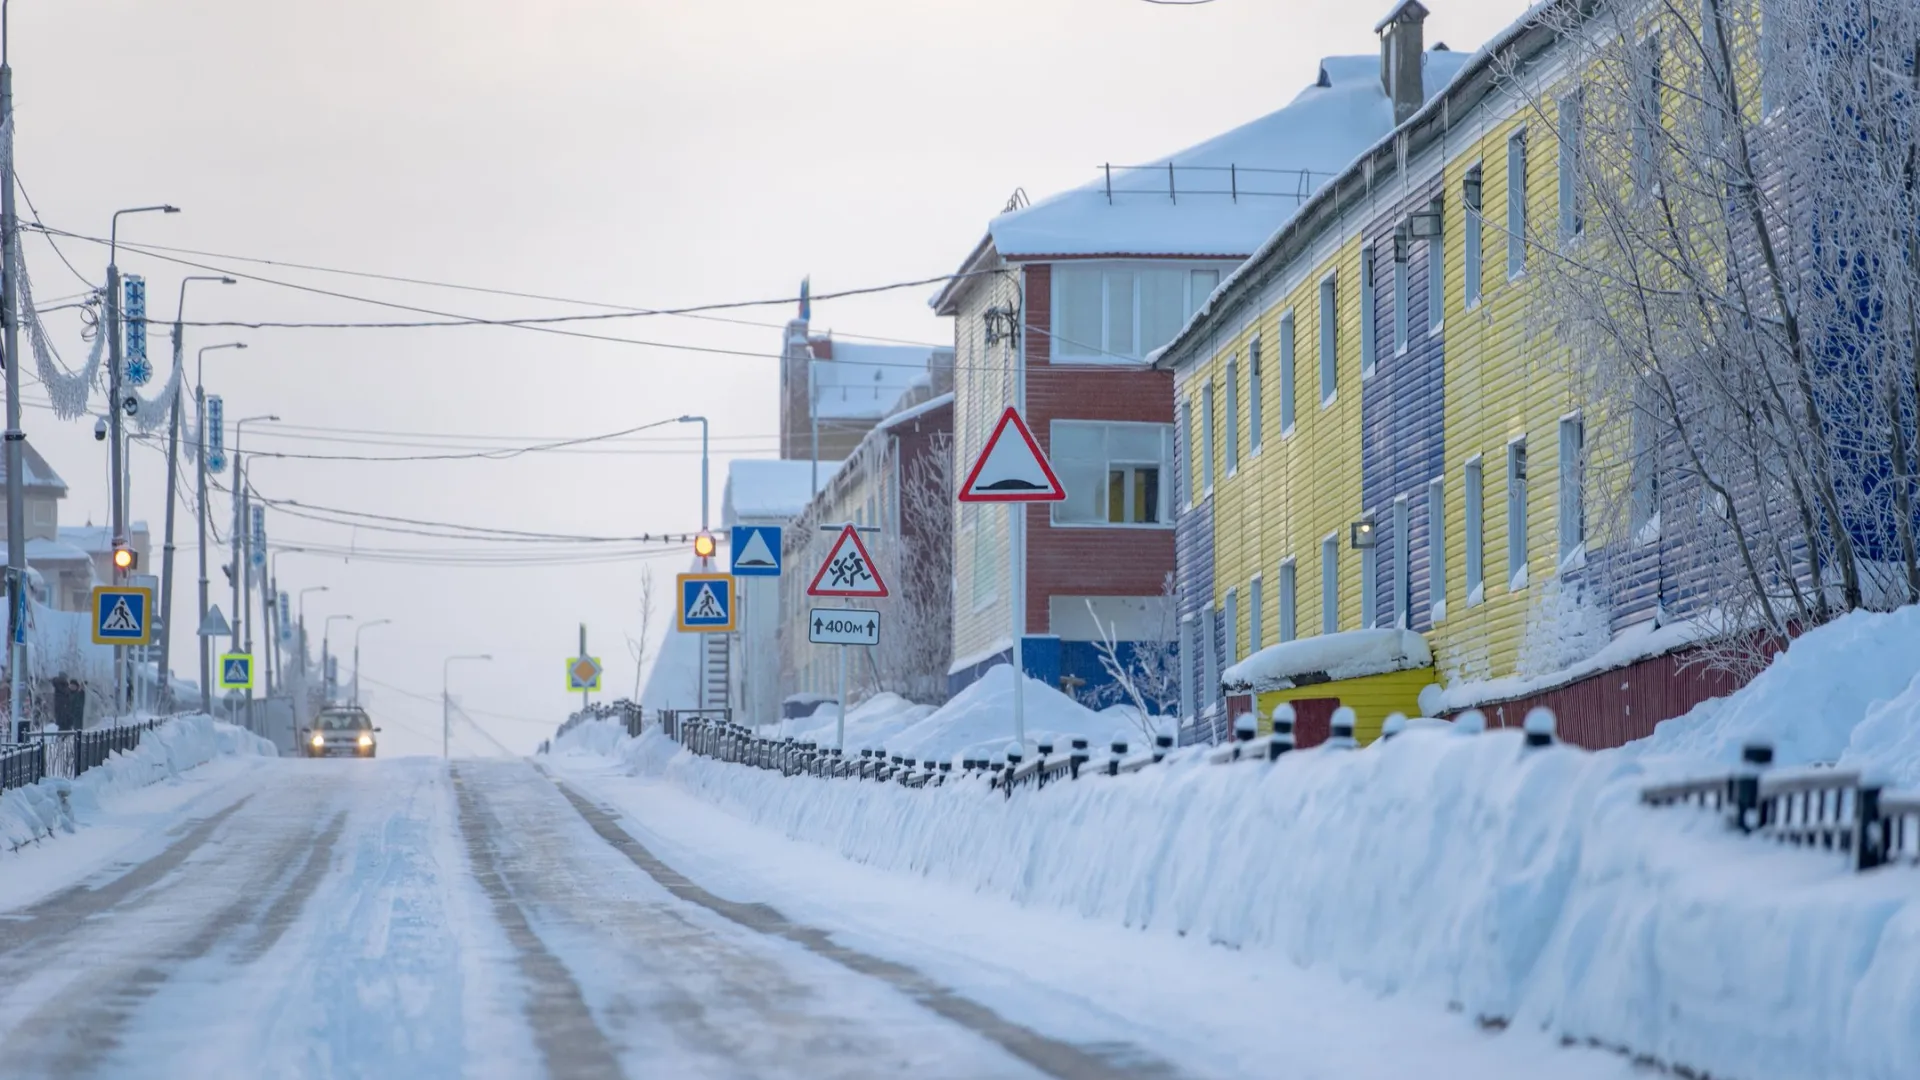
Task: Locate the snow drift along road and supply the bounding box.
[1,716,276,853]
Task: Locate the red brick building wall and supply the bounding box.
[1018,262,1178,634]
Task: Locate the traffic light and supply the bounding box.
[693,531,717,560]
[112,546,137,572]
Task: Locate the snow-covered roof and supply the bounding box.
[1222,628,1432,693]
[985,52,1468,262]
[57,523,150,555]
[812,343,946,422]
[24,538,92,564]
[15,444,67,495]
[876,392,954,434]
[722,459,840,525]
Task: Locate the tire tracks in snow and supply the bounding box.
[544,773,1183,1080]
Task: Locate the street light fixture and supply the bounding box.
[192,342,246,711]
[677,415,710,533]
[442,653,493,759]
[351,618,392,707]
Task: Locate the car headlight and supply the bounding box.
[311,733,325,748]
[357,734,373,748]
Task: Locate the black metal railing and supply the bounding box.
[0,717,174,796]
[1641,742,1918,873]
[1,740,44,793]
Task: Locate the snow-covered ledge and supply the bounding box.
[1222,628,1432,694]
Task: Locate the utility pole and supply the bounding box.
[1010,274,1028,750]
[579,623,589,713]
[194,342,242,712]
[1,4,26,741]
[160,278,231,714]
[230,415,274,729]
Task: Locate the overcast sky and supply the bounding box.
[12,0,1526,756]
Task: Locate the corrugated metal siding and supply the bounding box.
[1361,177,1448,635]
[1460,646,1764,751]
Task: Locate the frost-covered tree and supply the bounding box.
[1497,0,1920,665]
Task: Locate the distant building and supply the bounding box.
[721,458,838,724]
[779,279,953,466]
[0,443,141,613]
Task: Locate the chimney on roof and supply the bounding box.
[1375,0,1429,126]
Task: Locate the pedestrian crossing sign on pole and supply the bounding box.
[567,656,603,692]
[676,573,736,632]
[218,653,254,690]
[91,585,154,645]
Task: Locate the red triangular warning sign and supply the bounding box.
[958,407,1066,503]
[806,524,891,598]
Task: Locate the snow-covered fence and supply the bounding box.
[0,741,42,792]
[1641,740,1919,871]
[0,716,176,795]
[543,699,648,754]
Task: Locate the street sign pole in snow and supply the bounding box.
[805,524,891,751]
[958,405,1066,751]
[808,608,880,647]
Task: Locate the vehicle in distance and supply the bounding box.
[304,707,381,758]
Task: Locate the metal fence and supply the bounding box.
[540,699,648,754]
[0,718,173,796]
[1641,742,1919,872]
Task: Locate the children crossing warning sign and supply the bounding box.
[958,407,1066,503]
[676,573,737,632]
[806,524,889,598]
[91,585,154,645]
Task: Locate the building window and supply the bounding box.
[1507,131,1528,279]
[1508,438,1530,589]
[1180,398,1195,509]
[1559,91,1585,240]
[1248,574,1264,655]
[1464,165,1484,307]
[1278,312,1297,433]
[1393,230,1410,354]
[1465,457,1485,604]
[1320,535,1340,635]
[1277,559,1297,642]
[1318,276,1338,404]
[1361,535,1379,628]
[1179,614,1197,719]
[30,501,52,527]
[1051,421,1174,527]
[1632,406,1662,544]
[1360,246,1377,378]
[1426,199,1445,333]
[1225,358,1241,476]
[1201,384,1216,494]
[1427,477,1447,623]
[1054,264,1222,361]
[1224,588,1240,666]
[1201,602,1219,707]
[1393,496,1411,628]
[1559,416,1586,564]
[1247,337,1264,454]
[1633,36,1662,197]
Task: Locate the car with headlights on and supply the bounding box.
[304,707,380,758]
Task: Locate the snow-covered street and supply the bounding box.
[0,753,1663,1080]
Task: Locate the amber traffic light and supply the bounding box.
[112,546,137,571]
[693,531,717,559]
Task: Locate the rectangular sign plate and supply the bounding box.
[808,607,881,646]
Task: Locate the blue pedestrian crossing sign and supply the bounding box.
[91,585,153,645]
[675,573,736,632]
[730,526,782,577]
[218,653,254,690]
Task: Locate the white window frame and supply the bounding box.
[1318,275,1338,405]
[1426,199,1445,334]
[1427,477,1447,624]
[1223,588,1240,667]
[1248,574,1264,656]
[1393,233,1410,355]
[1559,414,1586,567]
[1631,405,1662,545]
[1201,383,1216,495]
[1201,602,1220,706]
[1393,495,1411,629]
[1050,261,1230,363]
[1464,456,1485,606]
[1508,437,1530,590]
[1361,537,1379,628]
[1180,398,1196,510]
[1179,613,1198,719]
[1507,131,1528,279]
[1049,420,1175,529]
[1320,535,1340,635]
[1559,90,1585,241]
[1225,357,1241,477]
[1277,559,1297,642]
[1360,246,1377,378]
[1278,311,1297,434]
[1247,336,1264,456]
[1463,164,1484,308]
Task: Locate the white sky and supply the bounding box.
[12,0,1526,756]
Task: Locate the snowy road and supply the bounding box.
[0,758,1167,1079]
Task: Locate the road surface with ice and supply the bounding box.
[0,755,1641,1080]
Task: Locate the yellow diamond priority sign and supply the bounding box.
[567,656,603,692]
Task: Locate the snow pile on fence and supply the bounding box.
[1,715,275,853]
[615,725,1917,1080]
[773,692,937,749]
[1630,605,1920,785]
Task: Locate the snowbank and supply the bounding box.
[770,692,937,750]
[1630,606,1920,785]
[853,665,1137,763]
[609,727,1917,1080]
[1,715,275,853]
[1222,627,1430,691]
[551,717,629,759]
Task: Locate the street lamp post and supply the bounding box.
[295,585,326,721]
[193,342,245,712]
[157,276,233,713]
[321,613,352,706]
[230,415,276,730]
[105,203,179,714]
[442,653,491,759]
[351,619,391,708]
[676,415,710,532]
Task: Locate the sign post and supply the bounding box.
[805,524,889,751]
[957,405,1066,751]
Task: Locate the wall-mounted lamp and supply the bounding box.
[1408,205,1443,239]
[1350,518,1378,550]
